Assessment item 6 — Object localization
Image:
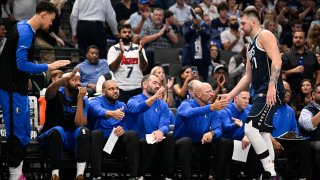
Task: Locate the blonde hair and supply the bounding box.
[50,0,67,13]
[150,66,168,101]
[307,22,320,52]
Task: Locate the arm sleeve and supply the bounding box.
[220,113,237,133]
[104,0,118,35]
[211,111,222,139]
[88,98,108,119]
[158,104,170,134]
[83,98,89,119]
[177,101,212,118]
[16,31,48,73]
[299,109,317,131]
[127,98,150,114]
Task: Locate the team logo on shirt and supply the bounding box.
[121,56,138,65]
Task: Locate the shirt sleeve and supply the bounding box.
[211,111,222,139]
[177,101,212,118]
[158,103,170,134]
[107,45,119,65]
[228,57,245,78]
[104,0,118,36]
[16,30,48,73]
[88,98,108,119]
[70,0,79,36]
[127,97,150,114]
[299,109,317,131]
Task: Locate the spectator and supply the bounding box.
[70,0,118,59]
[228,45,247,86]
[298,0,316,32]
[114,0,138,25]
[0,2,70,179]
[211,2,229,34]
[174,82,228,179]
[208,64,232,95]
[263,9,282,40]
[173,66,198,106]
[168,0,191,31]
[129,0,152,35]
[75,45,111,96]
[208,44,227,77]
[35,0,67,64]
[182,5,211,82]
[307,21,320,53]
[299,83,320,179]
[151,66,174,107]
[127,74,175,179]
[263,19,280,43]
[39,70,90,180]
[0,22,6,56]
[89,80,140,180]
[254,0,266,20]
[107,24,148,103]
[48,69,63,85]
[227,0,240,18]
[95,72,113,95]
[199,0,219,21]
[279,20,303,53]
[296,79,314,115]
[9,0,38,23]
[140,8,178,73]
[271,81,312,179]
[221,15,245,53]
[282,31,319,98]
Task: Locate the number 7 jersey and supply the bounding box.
[107,43,148,91]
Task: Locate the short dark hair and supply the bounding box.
[164,10,174,19]
[291,20,302,27]
[240,8,261,23]
[118,24,132,33]
[314,83,320,92]
[86,45,99,53]
[217,2,228,13]
[36,1,58,15]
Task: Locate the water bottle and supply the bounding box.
[298,56,304,75]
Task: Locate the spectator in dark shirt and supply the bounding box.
[114,0,138,25]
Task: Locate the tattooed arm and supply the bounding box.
[259,30,282,107]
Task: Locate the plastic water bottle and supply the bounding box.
[298,56,304,75]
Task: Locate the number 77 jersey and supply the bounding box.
[107,43,148,91]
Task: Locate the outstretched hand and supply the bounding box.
[48,60,70,71]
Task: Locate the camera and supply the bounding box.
[191,66,198,74]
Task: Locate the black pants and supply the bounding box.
[211,138,263,180]
[276,140,312,179]
[40,127,90,170]
[77,20,107,59]
[139,133,175,178]
[90,130,140,177]
[175,137,216,179]
[119,88,142,104]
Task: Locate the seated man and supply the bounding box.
[271,81,311,179]
[174,82,228,179]
[75,45,110,96]
[39,70,90,180]
[127,74,175,179]
[215,90,257,179]
[89,80,140,180]
[299,83,320,178]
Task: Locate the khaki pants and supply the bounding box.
[35,37,55,64]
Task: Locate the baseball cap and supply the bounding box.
[214,65,227,73]
[139,0,149,4]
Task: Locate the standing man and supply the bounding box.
[39,70,90,180]
[0,2,70,179]
[127,74,175,179]
[107,24,148,103]
[70,0,118,58]
[89,80,140,180]
[222,9,285,179]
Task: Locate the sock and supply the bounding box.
[261,132,276,176]
[52,169,59,177]
[76,162,86,176]
[9,161,23,180]
[244,123,276,176]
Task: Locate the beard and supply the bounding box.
[230,22,239,30]
[122,36,132,44]
[66,83,79,96]
[105,94,119,103]
[146,86,158,96]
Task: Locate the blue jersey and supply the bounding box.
[247,30,284,98]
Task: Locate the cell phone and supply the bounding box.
[191,66,198,74]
